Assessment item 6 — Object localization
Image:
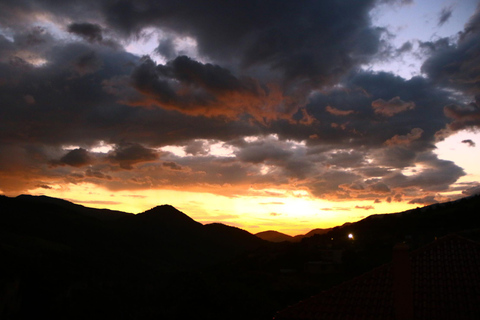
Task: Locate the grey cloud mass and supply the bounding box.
[0,0,477,205]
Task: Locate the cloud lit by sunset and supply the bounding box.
[1,0,480,235]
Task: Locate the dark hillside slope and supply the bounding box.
[15,194,131,221]
[1,195,265,269]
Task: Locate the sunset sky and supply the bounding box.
[1,0,479,236]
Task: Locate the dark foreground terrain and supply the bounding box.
[1,194,479,319]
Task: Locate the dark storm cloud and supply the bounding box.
[0,0,475,205]
[0,0,387,89]
[418,37,451,54]
[156,56,255,93]
[304,71,453,152]
[382,152,465,192]
[72,51,103,75]
[68,22,103,42]
[51,148,93,167]
[154,36,177,60]
[100,0,384,88]
[107,143,158,169]
[422,6,480,99]
[126,55,286,120]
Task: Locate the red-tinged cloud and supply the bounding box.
[384,128,423,146]
[325,106,356,116]
[371,96,415,117]
[124,56,292,121]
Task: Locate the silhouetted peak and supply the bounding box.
[256,230,293,242]
[136,204,201,228]
[151,204,177,211]
[142,204,186,216]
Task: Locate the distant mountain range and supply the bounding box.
[255,228,331,242]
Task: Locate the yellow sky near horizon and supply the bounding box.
[4,129,474,237]
[20,183,415,236]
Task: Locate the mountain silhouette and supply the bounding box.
[256,230,294,242]
[256,228,333,242]
[15,194,131,220]
[133,204,202,226]
[2,193,480,320]
[0,195,265,270]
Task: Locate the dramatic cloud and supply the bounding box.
[51,148,93,167]
[126,55,287,120]
[0,0,477,217]
[422,6,480,98]
[108,143,158,169]
[68,22,103,43]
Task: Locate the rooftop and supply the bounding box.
[275,234,480,320]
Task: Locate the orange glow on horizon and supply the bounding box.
[22,182,418,237]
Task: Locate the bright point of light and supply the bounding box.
[348,233,354,240]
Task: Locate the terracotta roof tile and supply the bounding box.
[275,235,480,320]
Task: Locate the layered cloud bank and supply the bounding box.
[1,0,479,214]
